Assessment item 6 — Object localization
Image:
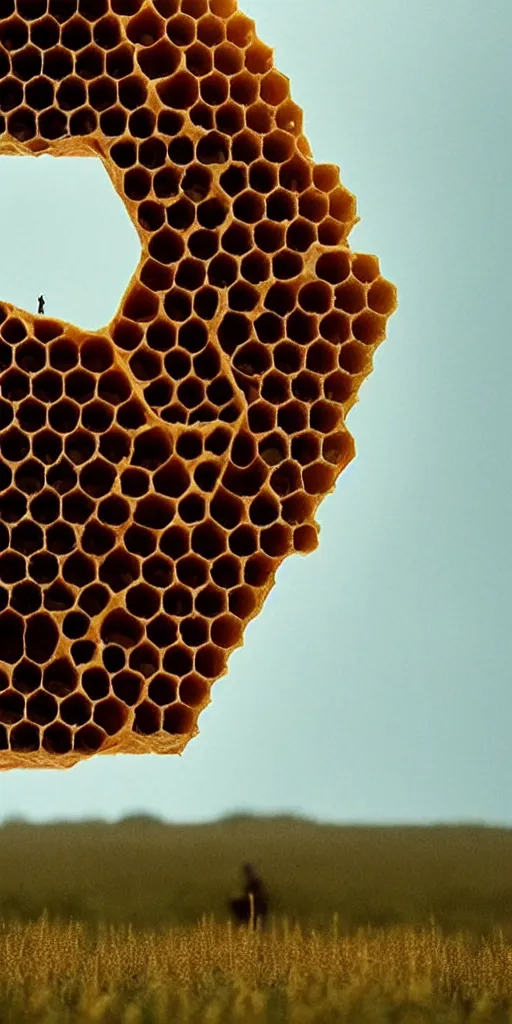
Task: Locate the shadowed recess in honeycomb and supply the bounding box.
[0,0,397,769]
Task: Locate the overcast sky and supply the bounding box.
[0,0,510,826]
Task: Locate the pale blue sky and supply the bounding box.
[0,0,510,826]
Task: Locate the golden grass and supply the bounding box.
[0,911,511,1022]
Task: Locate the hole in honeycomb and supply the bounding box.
[44,580,75,611]
[60,692,92,727]
[42,657,76,698]
[74,723,105,753]
[223,460,267,498]
[0,552,25,584]
[29,552,58,585]
[261,523,292,556]
[246,103,272,134]
[0,688,24,726]
[93,696,128,735]
[209,553,239,591]
[220,164,247,197]
[11,722,41,752]
[158,70,198,110]
[133,701,160,735]
[41,722,72,754]
[229,524,257,557]
[112,670,142,705]
[25,613,59,663]
[176,258,206,291]
[0,489,26,524]
[261,371,288,403]
[17,398,46,434]
[126,582,161,619]
[163,645,193,676]
[272,249,303,281]
[103,645,125,673]
[146,613,178,647]
[138,38,180,80]
[11,521,43,555]
[197,13,224,47]
[163,702,195,735]
[78,583,110,617]
[189,99,214,129]
[71,640,95,669]
[63,610,90,641]
[129,643,159,678]
[101,609,143,648]
[229,585,257,618]
[11,581,41,615]
[334,279,366,315]
[244,552,273,587]
[148,673,178,706]
[216,101,244,135]
[13,660,41,696]
[176,554,208,589]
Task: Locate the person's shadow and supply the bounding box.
[228,863,269,931]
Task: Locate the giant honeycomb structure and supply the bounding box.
[0,0,397,769]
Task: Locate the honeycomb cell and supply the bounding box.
[0,0,396,768]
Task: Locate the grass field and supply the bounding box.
[0,911,512,1021]
[0,814,511,1020]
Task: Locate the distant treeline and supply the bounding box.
[0,815,510,939]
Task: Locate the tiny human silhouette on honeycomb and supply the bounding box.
[0,0,397,769]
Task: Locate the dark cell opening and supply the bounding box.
[135,495,175,530]
[176,554,208,589]
[62,551,96,588]
[82,666,109,701]
[26,613,58,664]
[103,645,126,673]
[0,611,24,664]
[229,524,257,557]
[133,702,160,735]
[163,645,193,676]
[61,490,94,525]
[148,673,178,706]
[100,549,139,594]
[98,495,130,526]
[132,428,171,470]
[11,521,43,556]
[0,552,26,584]
[13,659,41,695]
[46,460,76,495]
[78,583,110,617]
[126,583,160,619]
[178,493,205,523]
[44,580,75,612]
[219,164,246,197]
[112,670,142,705]
[210,553,240,590]
[63,610,90,640]
[64,428,97,466]
[101,609,143,649]
[160,524,188,560]
[176,258,206,291]
[194,287,218,320]
[124,524,156,557]
[121,467,149,498]
[116,399,146,431]
[30,489,60,525]
[146,612,178,646]
[28,552,58,585]
[11,580,42,615]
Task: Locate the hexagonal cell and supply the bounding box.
[0,156,141,331]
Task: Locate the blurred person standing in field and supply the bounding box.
[229,863,269,930]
